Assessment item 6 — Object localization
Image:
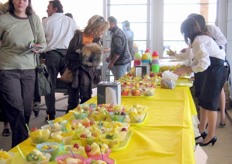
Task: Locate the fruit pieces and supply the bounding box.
[74,143,79,149]
[0,150,14,164]
[80,134,97,146]
[36,142,60,161]
[85,145,92,153]
[26,149,51,163]
[63,144,85,157]
[131,89,141,96]
[99,133,120,148]
[109,112,126,122]
[31,127,38,132]
[85,142,110,159]
[0,150,11,159]
[61,131,75,145]
[121,89,130,96]
[56,154,85,164]
[125,104,147,123]
[30,129,50,144]
[86,158,115,164]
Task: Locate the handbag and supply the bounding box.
[34,55,52,96]
[29,16,52,96]
[60,68,73,83]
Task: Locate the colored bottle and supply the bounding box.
[141,53,150,66]
[151,51,160,73]
[141,52,150,74]
[145,48,152,63]
[134,53,141,66]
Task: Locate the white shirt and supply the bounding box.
[175,48,193,60]
[207,24,227,50]
[175,24,227,61]
[42,13,77,52]
[191,35,226,73]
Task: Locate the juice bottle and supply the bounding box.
[134,53,141,66]
[151,51,160,73]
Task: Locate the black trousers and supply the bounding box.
[0,69,35,147]
[45,50,67,116]
[66,68,92,113]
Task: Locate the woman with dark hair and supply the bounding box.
[65,15,109,113]
[175,17,226,146]
[0,1,10,137]
[0,0,46,147]
[188,14,229,127]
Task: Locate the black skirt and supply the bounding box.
[198,57,227,111]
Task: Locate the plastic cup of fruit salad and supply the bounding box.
[36,142,60,161]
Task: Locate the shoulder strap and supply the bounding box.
[28,15,37,42]
[28,15,40,66]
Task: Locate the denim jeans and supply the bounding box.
[0,69,35,147]
[112,62,130,80]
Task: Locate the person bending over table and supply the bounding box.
[174,17,227,146]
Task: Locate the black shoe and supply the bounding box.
[201,131,207,139]
[33,101,41,107]
[195,135,202,140]
[33,109,39,117]
[219,122,226,127]
[199,136,217,146]
[2,128,10,137]
[45,114,55,122]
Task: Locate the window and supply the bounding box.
[163,0,217,56]
[32,0,103,29]
[106,0,149,52]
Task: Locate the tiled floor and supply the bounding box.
[0,92,232,164]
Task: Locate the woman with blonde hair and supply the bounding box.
[65,15,109,113]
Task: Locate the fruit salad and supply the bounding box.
[30,129,50,145]
[0,150,13,164]
[36,142,60,161]
[56,154,85,164]
[25,149,51,164]
[85,142,110,159]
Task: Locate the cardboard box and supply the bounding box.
[97,81,121,105]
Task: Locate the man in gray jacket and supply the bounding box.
[106,16,132,80]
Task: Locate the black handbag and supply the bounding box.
[29,16,52,96]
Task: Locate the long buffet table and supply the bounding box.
[10,85,197,164]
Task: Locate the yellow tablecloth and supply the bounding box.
[10,86,196,164]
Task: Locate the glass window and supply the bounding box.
[109,0,147,5]
[108,1,149,51]
[109,5,147,22]
[163,0,217,56]
[33,0,103,29]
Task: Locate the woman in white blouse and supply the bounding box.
[169,14,228,128]
[175,17,227,146]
